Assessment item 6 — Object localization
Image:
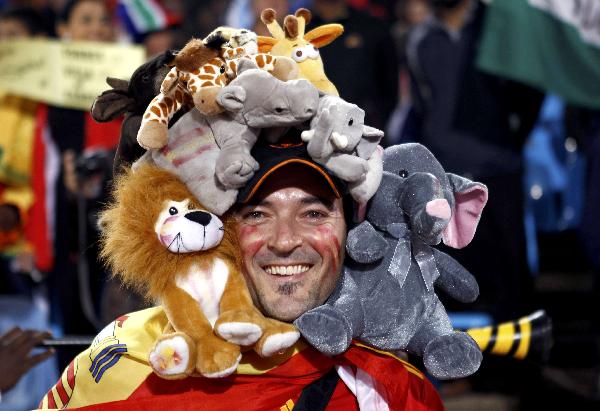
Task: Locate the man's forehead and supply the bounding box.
[249,164,340,205]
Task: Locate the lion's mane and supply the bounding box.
[100,164,240,300]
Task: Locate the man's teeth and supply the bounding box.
[265,265,310,276]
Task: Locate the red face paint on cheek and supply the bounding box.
[313,226,343,275]
[238,225,265,259]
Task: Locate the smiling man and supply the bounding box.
[38,142,443,410]
[234,144,347,322]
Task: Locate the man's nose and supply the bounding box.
[268,219,302,253]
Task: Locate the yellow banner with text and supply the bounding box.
[0,39,145,110]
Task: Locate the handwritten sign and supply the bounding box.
[0,39,145,110]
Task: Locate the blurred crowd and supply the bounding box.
[0,0,598,409]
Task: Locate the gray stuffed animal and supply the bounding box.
[211,59,319,189]
[300,94,384,205]
[295,143,488,379]
[139,59,319,215]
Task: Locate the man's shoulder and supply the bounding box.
[351,341,426,379]
[345,343,444,410]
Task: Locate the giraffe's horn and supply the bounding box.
[284,15,299,39]
[261,8,276,24]
[261,8,285,40]
[295,8,311,25]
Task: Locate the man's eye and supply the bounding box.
[243,211,264,220]
[305,210,326,219]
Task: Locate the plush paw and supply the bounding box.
[294,307,352,356]
[339,157,369,182]
[216,154,259,189]
[217,322,262,346]
[215,310,263,345]
[149,334,194,379]
[197,341,242,378]
[423,332,482,380]
[137,121,168,150]
[257,330,300,357]
[193,86,224,116]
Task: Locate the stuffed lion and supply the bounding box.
[100,164,299,379]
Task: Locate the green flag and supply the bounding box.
[476,0,600,110]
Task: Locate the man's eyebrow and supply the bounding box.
[300,195,335,209]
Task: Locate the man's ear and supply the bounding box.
[304,24,344,48]
[217,85,246,111]
[257,36,277,53]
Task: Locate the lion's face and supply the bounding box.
[155,198,224,253]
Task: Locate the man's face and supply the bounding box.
[58,0,114,42]
[0,18,30,40]
[234,165,346,322]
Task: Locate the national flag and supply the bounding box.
[476,0,600,110]
[116,0,181,40]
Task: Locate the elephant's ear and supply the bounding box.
[237,58,259,74]
[91,78,135,122]
[442,173,488,249]
[346,221,388,263]
[217,85,246,111]
[356,125,384,159]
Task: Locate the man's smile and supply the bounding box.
[261,264,313,276]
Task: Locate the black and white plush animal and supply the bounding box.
[295,143,488,379]
[91,50,176,175]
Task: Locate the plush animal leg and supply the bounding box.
[163,285,241,378]
[269,56,298,81]
[216,142,260,189]
[322,153,369,183]
[149,332,196,379]
[192,85,225,116]
[423,332,482,380]
[407,298,482,379]
[215,269,266,346]
[137,120,168,150]
[294,305,353,356]
[253,317,300,357]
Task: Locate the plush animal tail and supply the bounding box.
[467,310,553,364]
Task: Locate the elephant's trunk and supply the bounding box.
[400,173,450,245]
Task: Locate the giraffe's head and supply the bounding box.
[258,8,343,96]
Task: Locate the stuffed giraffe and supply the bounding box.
[258,8,343,96]
[137,32,298,150]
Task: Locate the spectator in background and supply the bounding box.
[0,327,54,398]
[0,5,51,39]
[406,0,543,321]
[0,5,53,296]
[47,0,123,354]
[224,0,289,37]
[310,0,398,131]
[180,0,231,39]
[0,9,59,404]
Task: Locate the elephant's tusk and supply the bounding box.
[301,129,315,142]
[331,132,348,149]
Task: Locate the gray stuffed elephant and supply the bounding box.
[214,59,319,189]
[295,143,489,380]
[138,59,319,215]
[300,94,384,205]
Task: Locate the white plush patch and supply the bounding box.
[260,331,301,357]
[217,322,262,345]
[202,354,242,378]
[154,199,224,253]
[149,335,190,376]
[176,258,229,327]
